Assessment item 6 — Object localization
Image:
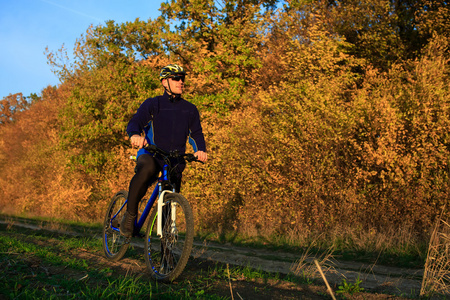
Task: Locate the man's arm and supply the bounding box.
[126,98,154,139]
[189,106,207,162]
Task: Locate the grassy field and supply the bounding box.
[0,216,431,299]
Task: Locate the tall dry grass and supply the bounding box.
[421,207,450,298]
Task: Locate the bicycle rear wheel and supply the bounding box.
[102,191,130,261]
[144,193,194,282]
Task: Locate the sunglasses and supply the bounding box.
[169,75,185,82]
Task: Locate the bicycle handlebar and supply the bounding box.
[143,144,204,164]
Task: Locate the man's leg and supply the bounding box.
[120,154,160,237]
[171,163,185,193]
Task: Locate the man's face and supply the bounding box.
[163,74,185,95]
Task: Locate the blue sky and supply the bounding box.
[0,0,165,100]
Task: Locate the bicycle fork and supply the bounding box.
[157,190,176,237]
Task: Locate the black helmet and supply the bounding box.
[159,64,186,81]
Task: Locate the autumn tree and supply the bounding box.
[0,93,29,124]
[309,0,449,71]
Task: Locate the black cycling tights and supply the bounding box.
[127,154,161,215]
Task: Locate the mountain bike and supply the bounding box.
[102,144,200,282]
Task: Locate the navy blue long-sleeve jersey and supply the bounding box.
[127,92,206,154]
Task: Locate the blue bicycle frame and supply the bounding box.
[110,163,174,236]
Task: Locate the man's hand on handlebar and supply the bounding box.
[130,135,147,149]
[194,151,207,163]
[137,141,207,163]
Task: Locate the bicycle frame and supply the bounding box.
[139,163,175,237]
[111,163,175,238]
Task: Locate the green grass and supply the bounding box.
[0,228,230,299]
[1,223,301,299]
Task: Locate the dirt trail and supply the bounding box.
[0,217,424,298]
[188,240,423,297]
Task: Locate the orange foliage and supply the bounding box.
[1,2,449,241]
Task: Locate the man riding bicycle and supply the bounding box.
[120,64,208,237]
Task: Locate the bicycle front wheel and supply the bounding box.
[102,191,130,261]
[144,193,194,282]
